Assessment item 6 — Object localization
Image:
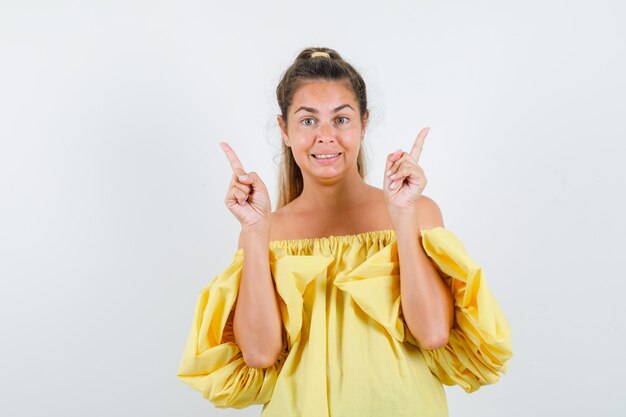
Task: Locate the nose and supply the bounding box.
[316,121,336,142]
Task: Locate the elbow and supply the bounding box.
[243,351,280,369]
[407,320,451,350]
[418,330,450,351]
[240,335,284,369]
[420,299,455,350]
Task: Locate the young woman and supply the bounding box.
[177,47,513,417]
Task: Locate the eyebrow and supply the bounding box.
[293,104,355,114]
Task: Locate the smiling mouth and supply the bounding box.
[311,152,342,159]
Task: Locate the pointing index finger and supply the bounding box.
[409,127,430,163]
[219,141,246,176]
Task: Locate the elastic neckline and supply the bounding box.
[233,226,445,256]
[268,228,397,247]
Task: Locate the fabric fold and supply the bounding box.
[271,254,336,348]
[333,243,406,342]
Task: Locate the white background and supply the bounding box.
[1,0,624,416]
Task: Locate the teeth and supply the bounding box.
[314,153,339,159]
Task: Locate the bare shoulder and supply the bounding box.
[415,194,445,230]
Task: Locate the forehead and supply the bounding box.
[291,79,356,110]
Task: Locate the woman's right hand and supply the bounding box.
[219,141,272,229]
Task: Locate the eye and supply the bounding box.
[336,116,349,124]
[302,118,315,126]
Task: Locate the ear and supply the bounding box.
[361,110,369,139]
[277,115,290,146]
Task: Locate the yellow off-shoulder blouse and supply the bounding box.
[177,227,513,417]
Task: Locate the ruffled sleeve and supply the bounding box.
[176,249,335,409]
[411,227,513,393]
[176,250,288,409]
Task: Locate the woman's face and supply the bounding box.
[278,79,368,182]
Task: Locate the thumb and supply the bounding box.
[239,171,265,190]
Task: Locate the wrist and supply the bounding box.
[387,205,418,223]
[387,207,418,235]
[241,220,271,236]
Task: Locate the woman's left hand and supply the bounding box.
[383,127,430,215]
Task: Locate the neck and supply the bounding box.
[295,168,371,211]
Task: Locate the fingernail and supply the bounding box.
[389,181,396,190]
[385,169,392,176]
[238,175,248,181]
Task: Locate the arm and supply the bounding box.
[232,222,284,368]
[391,196,454,350]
